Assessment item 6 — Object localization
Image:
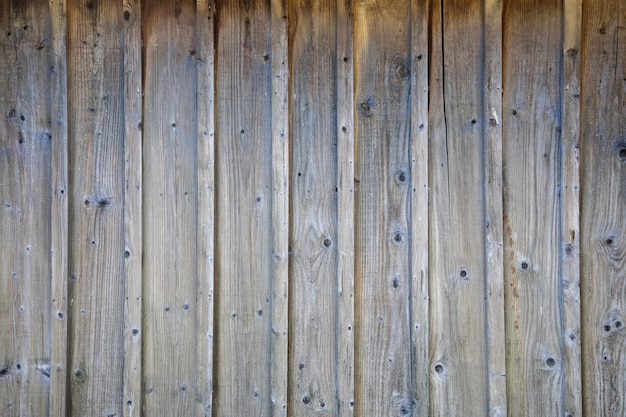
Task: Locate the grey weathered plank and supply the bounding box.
[484,0,507,415]
[49,0,69,415]
[270,0,289,414]
[503,0,564,415]
[142,0,198,415]
[581,0,626,415]
[288,0,338,415]
[214,0,274,414]
[409,0,429,413]
[67,0,126,415]
[428,0,489,414]
[195,0,215,416]
[353,0,413,414]
[562,0,582,415]
[121,1,142,416]
[336,0,355,414]
[0,1,53,415]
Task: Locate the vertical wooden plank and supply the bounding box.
[336,0,355,414]
[581,0,626,415]
[142,0,198,415]
[0,1,53,415]
[502,0,564,415]
[271,0,289,414]
[562,0,582,415]
[484,0,507,415]
[195,0,215,416]
[409,0,429,413]
[214,0,274,414]
[353,0,413,415]
[67,0,126,415]
[49,0,69,415]
[288,0,338,415]
[428,0,489,414]
[122,0,142,416]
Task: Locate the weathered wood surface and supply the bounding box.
[581,0,626,415]
[429,0,489,414]
[1,0,624,416]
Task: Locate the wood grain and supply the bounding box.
[214,0,274,414]
[0,1,54,415]
[67,0,126,415]
[354,0,413,414]
[288,0,338,415]
[581,0,626,415]
[142,0,198,415]
[503,0,564,415]
[429,0,489,414]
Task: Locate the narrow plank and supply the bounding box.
[288,0,338,415]
[49,0,70,415]
[67,0,126,415]
[336,0,355,414]
[122,0,142,416]
[562,0,583,415]
[0,1,54,415]
[142,0,198,415]
[580,0,626,415]
[428,0,489,414]
[502,0,564,415]
[484,0,507,415]
[214,0,274,414]
[270,0,289,414]
[409,0,429,413]
[195,0,215,415]
[353,0,413,414]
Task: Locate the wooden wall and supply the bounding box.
[0,0,624,416]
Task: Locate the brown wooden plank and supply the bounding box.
[288,0,338,415]
[562,0,582,415]
[0,1,54,415]
[410,0,429,414]
[336,0,355,414]
[214,0,274,414]
[580,0,626,415]
[195,0,215,415]
[142,0,198,415]
[49,0,70,415]
[502,0,564,415]
[66,0,126,415]
[428,0,489,414]
[122,0,142,416]
[271,0,289,414]
[484,0,507,415]
[353,0,413,414]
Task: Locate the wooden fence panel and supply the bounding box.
[214,0,275,415]
[142,1,198,415]
[0,2,53,415]
[429,0,489,414]
[288,0,339,415]
[581,0,626,415]
[66,1,126,415]
[503,0,564,415]
[2,0,625,415]
[353,0,413,415]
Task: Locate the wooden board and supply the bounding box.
[353,0,413,414]
[0,1,53,415]
[288,0,338,415]
[428,0,489,414]
[142,0,198,415]
[503,0,564,415]
[581,0,626,415]
[66,1,126,415]
[214,0,275,414]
